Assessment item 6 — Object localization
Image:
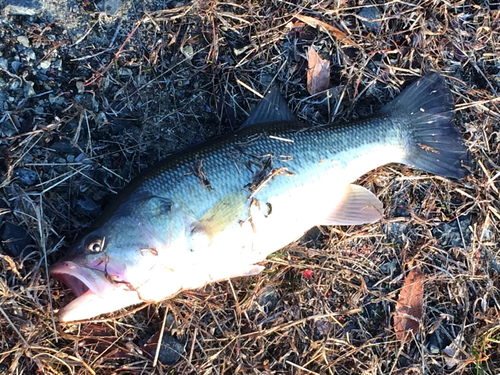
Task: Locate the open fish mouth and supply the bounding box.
[51,261,142,322]
[51,261,108,297]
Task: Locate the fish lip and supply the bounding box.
[51,260,143,322]
[51,260,109,298]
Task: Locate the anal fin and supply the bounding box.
[321,184,383,226]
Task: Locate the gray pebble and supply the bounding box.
[49,94,66,106]
[313,320,331,341]
[359,6,382,32]
[0,120,17,137]
[9,79,21,90]
[53,59,62,70]
[75,197,101,216]
[17,35,30,48]
[0,222,35,257]
[50,139,80,154]
[96,0,122,15]
[39,60,51,69]
[26,49,36,61]
[432,215,471,248]
[2,0,42,16]
[11,61,21,73]
[24,81,36,98]
[428,324,458,354]
[258,286,279,313]
[14,168,37,185]
[0,58,8,70]
[150,335,184,366]
[379,259,397,275]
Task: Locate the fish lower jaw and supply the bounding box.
[56,288,143,322]
[51,261,142,322]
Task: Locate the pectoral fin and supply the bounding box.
[191,190,247,242]
[321,184,384,225]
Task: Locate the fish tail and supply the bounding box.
[381,73,470,179]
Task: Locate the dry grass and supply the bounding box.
[1,0,500,374]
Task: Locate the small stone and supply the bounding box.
[432,215,471,248]
[34,105,45,114]
[75,153,89,163]
[14,168,37,185]
[0,222,35,257]
[182,45,194,58]
[39,60,51,69]
[0,119,16,137]
[96,0,123,15]
[258,286,279,313]
[2,0,41,15]
[24,81,36,98]
[75,197,101,217]
[0,58,8,70]
[151,335,184,366]
[53,59,62,70]
[359,6,382,32]
[11,61,21,73]
[49,94,66,106]
[9,79,21,90]
[17,35,30,48]
[75,93,99,111]
[428,324,458,354]
[118,67,133,77]
[379,259,397,275]
[75,81,85,93]
[50,139,80,154]
[313,320,331,341]
[26,49,36,61]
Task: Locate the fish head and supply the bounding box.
[52,194,189,322]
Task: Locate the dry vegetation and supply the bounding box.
[1,0,500,374]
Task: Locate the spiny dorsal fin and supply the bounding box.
[321,184,384,226]
[240,86,296,129]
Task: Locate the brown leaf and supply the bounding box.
[307,46,330,95]
[394,267,424,343]
[295,14,357,47]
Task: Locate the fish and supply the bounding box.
[51,73,469,322]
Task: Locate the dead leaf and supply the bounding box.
[394,266,424,343]
[295,14,357,47]
[307,46,330,95]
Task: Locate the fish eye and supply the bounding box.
[85,236,105,253]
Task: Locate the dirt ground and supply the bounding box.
[1,0,499,374]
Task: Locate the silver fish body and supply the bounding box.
[52,73,469,322]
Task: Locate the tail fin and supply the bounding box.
[380,73,469,179]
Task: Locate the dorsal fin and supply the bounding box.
[240,86,296,129]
